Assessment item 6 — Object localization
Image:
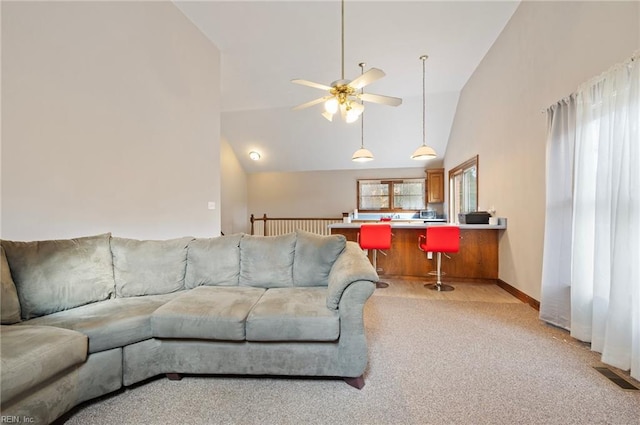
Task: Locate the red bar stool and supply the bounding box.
[358,223,392,289]
[418,226,460,292]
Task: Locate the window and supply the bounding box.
[449,155,478,221]
[357,179,426,212]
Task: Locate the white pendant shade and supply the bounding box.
[352,147,374,162]
[410,145,437,160]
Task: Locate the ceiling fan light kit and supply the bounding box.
[291,0,401,124]
[324,98,339,114]
[344,101,364,123]
[321,111,334,122]
[411,54,437,160]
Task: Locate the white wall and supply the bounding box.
[444,0,640,300]
[220,138,248,234]
[1,2,221,240]
[248,164,442,218]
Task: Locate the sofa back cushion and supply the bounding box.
[1,233,115,320]
[293,230,346,287]
[111,237,192,297]
[185,234,242,288]
[239,233,296,288]
[1,246,21,324]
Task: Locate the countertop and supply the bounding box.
[329,218,507,230]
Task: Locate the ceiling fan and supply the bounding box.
[291,0,402,123]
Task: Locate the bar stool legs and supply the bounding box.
[424,252,454,291]
[418,226,459,292]
[359,224,392,290]
[371,249,389,289]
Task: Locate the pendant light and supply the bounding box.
[411,55,437,160]
[352,63,374,162]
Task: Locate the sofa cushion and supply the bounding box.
[239,233,296,288]
[111,237,192,297]
[151,286,266,341]
[0,325,87,405]
[21,292,183,353]
[293,230,346,287]
[1,234,115,320]
[246,288,339,342]
[185,234,242,288]
[1,246,21,324]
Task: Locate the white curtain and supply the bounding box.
[540,96,575,330]
[541,53,640,380]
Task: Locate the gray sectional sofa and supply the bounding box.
[0,231,378,424]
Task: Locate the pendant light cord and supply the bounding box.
[421,55,427,147]
[360,62,365,148]
[360,102,365,148]
[360,110,365,148]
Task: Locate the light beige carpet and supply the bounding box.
[59,284,640,424]
[371,279,523,303]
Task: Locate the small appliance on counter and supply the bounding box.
[458,211,491,224]
[419,210,437,220]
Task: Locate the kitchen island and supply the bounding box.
[329,220,506,281]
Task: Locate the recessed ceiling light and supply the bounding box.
[249,151,261,161]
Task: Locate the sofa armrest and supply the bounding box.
[326,242,378,310]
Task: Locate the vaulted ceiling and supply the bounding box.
[174,1,520,173]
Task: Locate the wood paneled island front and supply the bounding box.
[330,222,506,281]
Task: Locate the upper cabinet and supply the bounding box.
[426,168,445,204]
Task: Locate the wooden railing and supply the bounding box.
[250,214,342,236]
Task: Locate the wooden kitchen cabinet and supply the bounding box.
[426,168,444,203]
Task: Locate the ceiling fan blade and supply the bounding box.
[291,79,332,91]
[292,96,331,111]
[349,68,386,90]
[359,92,403,107]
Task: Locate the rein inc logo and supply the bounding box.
[1,416,34,423]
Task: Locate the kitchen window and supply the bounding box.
[357,179,426,212]
[449,155,478,220]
